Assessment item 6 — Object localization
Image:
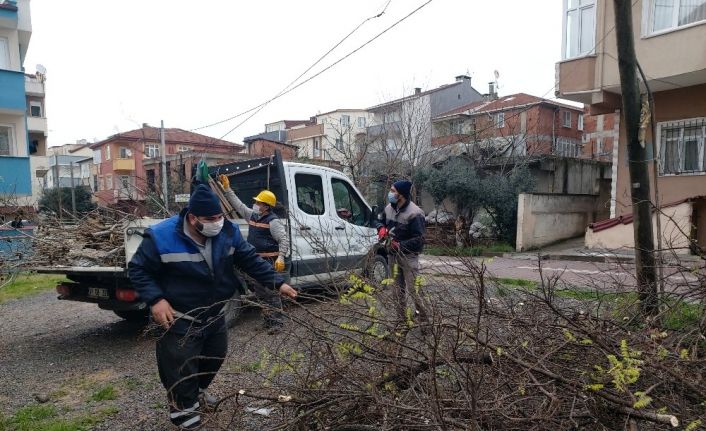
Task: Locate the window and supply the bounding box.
[119,147,130,158]
[495,112,505,128]
[659,118,706,175]
[93,175,98,192]
[105,145,111,160]
[357,117,366,128]
[145,143,160,158]
[450,120,464,134]
[0,37,9,70]
[340,115,350,127]
[563,111,572,128]
[30,102,42,117]
[331,178,368,226]
[649,0,706,34]
[335,138,343,151]
[384,111,398,123]
[564,0,595,59]
[98,176,104,191]
[146,169,156,192]
[313,138,321,158]
[555,137,582,158]
[119,175,131,196]
[106,174,113,190]
[295,173,325,215]
[596,138,604,156]
[0,125,14,156]
[578,114,584,131]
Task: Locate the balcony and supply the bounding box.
[112,159,135,172]
[0,69,26,113]
[24,75,44,96]
[287,124,323,141]
[27,116,47,135]
[555,56,596,104]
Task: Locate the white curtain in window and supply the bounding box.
[653,0,675,32]
[679,0,706,25]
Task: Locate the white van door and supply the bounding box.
[287,167,341,284]
[326,172,377,271]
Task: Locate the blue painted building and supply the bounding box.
[0,0,33,199]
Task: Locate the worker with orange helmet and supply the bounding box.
[218,175,290,332]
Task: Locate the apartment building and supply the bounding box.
[0,0,32,204]
[90,125,243,206]
[556,0,706,251]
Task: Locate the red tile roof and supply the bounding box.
[588,197,704,232]
[436,93,583,119]
[90,127,243,149]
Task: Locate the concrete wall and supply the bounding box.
[585,201,694,255]
[516,193,600,251]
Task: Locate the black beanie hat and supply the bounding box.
[189,184,222,216]
[393,179,412,199]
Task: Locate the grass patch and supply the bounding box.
[89,385,118,402]
[0,403,117,431]
[0,274,67,304]
[425,242,514,257]
[662,301,704,331]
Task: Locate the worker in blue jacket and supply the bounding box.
[128,184,297,430]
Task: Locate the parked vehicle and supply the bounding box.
[37,152,389,326]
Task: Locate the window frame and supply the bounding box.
[562,0,596,59]
[495,112,505,129]
[578,113,584,131]
[562,111,573,128]
[331,177,369,227]
[105,145,111,161]
[144,143,160,158]
[118,146,130,159]
[643,0,706,36]
[29,101,42,117]
[357,116,366,128]
[294,173,326,216]
[657,118,706,176]
[106,174,113,190]
[0,123,15,156]
[313,138,321,158]
[340,115,351,127]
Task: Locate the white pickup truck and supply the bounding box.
[39,152,389,326]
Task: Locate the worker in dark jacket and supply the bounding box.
[128,184,297,430]
[218,174,290,332]
[376,179,427,321]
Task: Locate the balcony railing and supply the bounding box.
[112,159,135,171]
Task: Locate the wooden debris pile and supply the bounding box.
[29,209,137,268]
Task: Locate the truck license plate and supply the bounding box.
[88,288,109,299]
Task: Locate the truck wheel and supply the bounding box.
[367,254,390,285]
[113,310,149,324]
[223,295,243,329]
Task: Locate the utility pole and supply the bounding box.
[160,120,169,211]
[55,153,63,223]
[613,0,658,316]
[69,161,77,217]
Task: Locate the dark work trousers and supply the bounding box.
[156,317,228,411]
[248,256,290,327]
[388,252,429,324]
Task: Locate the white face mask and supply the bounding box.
[197,218,224,237]
[252,204,261,217]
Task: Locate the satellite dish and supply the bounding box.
[494,70,500,80]
[36,64,47,75]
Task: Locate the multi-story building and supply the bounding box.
[365,75,484,177]
[0,0,33,205]
[432,92,587,159]
[288,110,372,163]
[89,125,243,206]
[43,142,93,189]
[556,0,706,251]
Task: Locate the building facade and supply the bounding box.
[0,0,32,203]
[432,93,587,160]
[556,0,706,250]
[89,125,243,206]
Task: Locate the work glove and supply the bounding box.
[377,226,388,241]
[391,240,400,251]
[274,256,286,272]
[218,174,230,190]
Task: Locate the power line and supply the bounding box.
[217,0,433,141]
[190,0,396,133]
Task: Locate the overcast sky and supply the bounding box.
[24,0,564,147]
